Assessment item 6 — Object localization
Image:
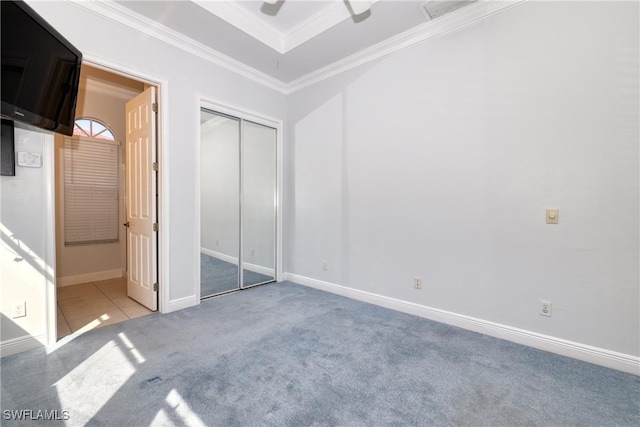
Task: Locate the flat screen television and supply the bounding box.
[1,0,82,136]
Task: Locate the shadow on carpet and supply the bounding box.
[1,282,638,426]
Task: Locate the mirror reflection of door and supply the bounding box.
[242,121,277,288]
[200,109,277,298]
[200,111,240,296]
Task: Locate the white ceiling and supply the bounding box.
[113,0,478,84]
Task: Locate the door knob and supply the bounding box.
[123,222,130,227]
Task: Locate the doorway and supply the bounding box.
[199,104,281,299]
[54,64,161,337]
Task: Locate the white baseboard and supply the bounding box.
[284,273,640,375]
[201,247,237,265]
[166,295,199,313]
[57,269,123,287]
[0,334,46,358]
[243,261,275,277]
[201,248,274,276]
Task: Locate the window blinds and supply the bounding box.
[64,138,119,245]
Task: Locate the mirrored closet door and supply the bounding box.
[200,108,277,298]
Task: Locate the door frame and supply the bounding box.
[196,96,284,301]
[46,56,170,343]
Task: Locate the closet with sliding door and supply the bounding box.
[199,106,278,298]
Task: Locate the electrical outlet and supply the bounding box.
[414,277,422,289]
[12,301,26,318]
[540,300,552,317]
[250,248,255,256]
[322,260,328,271]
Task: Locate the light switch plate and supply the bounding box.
[17,152,42,168]
[546,208,559,224]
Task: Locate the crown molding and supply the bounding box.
[285,0,525,93]
[67,0,288,93]
[283,0,380,52]
[192,0,380,54]
[67,0,525,96]
[193,0,285,52]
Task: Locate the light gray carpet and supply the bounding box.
[200,253,274,297]
[1,282,638,426]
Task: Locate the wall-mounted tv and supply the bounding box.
[1,0,82,136]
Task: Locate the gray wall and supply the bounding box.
[1,124,55,353]
[285,1,639,357]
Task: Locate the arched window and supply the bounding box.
[73,117,116,141]
[64,118,120,245]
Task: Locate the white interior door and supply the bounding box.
[125,86,158,310]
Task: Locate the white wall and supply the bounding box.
[285,0,639,361]
[26,1,287,311]
[1,124,55,355]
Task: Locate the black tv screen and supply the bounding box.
[1,0,82,136]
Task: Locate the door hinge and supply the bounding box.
[152,103,158,113]
[152,162,158,171]
[153,223,158,232]
[153,283,158,292]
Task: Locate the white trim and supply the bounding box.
[68,0,287,94]
[78,56,171,316]
[166,295,199,313]
[196,96,284,300]
[192,0,379,54]
[200,247,275,277]
[201,247,238,265]
[193,0,284,53]
[282,0,377,53]
[275,119,284,283]
[56,269,123,288]
[244,262,275,277]
[43,134,57,347]
[0,334,47,358]
[66,0,523,95]
[200,99,284,130]
[286,0,524,93]
[284,273,640,376]
[195,98,203,302]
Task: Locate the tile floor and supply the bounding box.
[57,277,154,339]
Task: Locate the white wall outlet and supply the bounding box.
[250,248,255,256]
[216,239,219,246]
[12,300,26,318]
[322,260,328,271]
[414,277,422,289]
[540,300,552,317]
